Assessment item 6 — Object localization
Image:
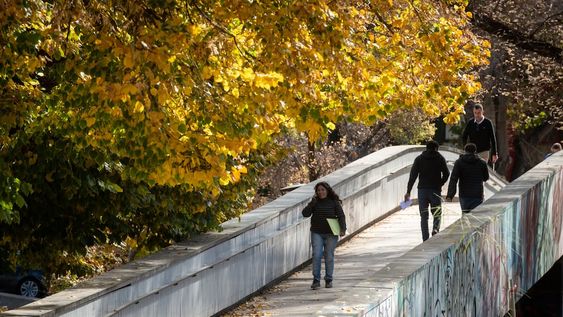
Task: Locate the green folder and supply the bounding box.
[326,218,341,235]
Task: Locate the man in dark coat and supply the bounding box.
[404,140,450,241]
[446,143,489,212]
[462,104,498,165]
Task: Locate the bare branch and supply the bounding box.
[528,10,563,38]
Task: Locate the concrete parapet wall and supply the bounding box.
[317,151,563,316]
[1,146,504,317]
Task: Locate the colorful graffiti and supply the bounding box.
[393,160,563,316]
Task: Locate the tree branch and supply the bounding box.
[189,0,256,64]
[472,12,562,63]
[528,10,563,38]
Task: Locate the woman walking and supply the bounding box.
[302,182,347,290]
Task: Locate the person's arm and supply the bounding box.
[487,119,498,162]
[482,161,490,182]
[335,202,346,236]
[446,161,459,200]
[462,121,471,145]
[405,158,420,200]
[302,198,316,217]
[440,156,450,186]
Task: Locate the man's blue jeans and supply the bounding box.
[311,232,339,282]
[460,197,483,213]
[418,188,442,241]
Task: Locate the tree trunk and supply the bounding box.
[307,137,319,182]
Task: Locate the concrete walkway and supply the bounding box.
[222,202,463,316]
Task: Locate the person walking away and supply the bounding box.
[462,104,498,166]
[404,140,450,241]
[446,143,489,212]
[302,181,347,290]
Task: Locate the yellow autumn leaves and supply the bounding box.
[1,0,490,193]
[202,66,285,93]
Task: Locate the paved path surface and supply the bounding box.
[222,202,463,317]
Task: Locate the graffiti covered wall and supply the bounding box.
[393,154,563,316]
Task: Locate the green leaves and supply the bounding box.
[97,180,123,194]
[0,161,32,224]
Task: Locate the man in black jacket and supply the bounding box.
[446,143,489,212]
[462,104,498,165]
[404,140,450,241]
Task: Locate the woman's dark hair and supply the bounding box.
[314,181,342,203]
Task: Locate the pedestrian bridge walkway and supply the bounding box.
[224,201,465,316]
[2,146,562,317]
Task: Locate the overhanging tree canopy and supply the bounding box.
[0,0,489,272]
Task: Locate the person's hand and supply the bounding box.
[339,231,346,237]
[404,193,410,202]
[491,154,498,163]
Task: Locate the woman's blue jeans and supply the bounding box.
[311,232,339,282]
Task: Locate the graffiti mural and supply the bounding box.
[392,159,563,316]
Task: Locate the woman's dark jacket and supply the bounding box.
[446,153,489,199]
[302,198,346,235]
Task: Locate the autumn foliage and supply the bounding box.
[0,0,489,274]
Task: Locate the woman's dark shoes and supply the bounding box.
[311,280,321,290]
